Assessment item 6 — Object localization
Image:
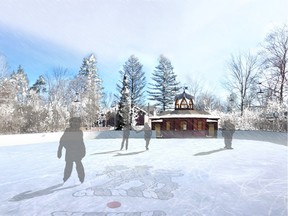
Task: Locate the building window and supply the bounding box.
[166,121,171,130]
[180,121,187,130]
[189,99,193,109]
[198,120,203,130]
[175,99,179,109]
[180,99,188,109]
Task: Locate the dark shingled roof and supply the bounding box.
[175,91,194,100]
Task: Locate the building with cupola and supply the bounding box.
[149,89,220,138]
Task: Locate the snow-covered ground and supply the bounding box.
[0,133,287,216]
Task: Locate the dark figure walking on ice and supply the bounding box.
[222,120,235,149]
[120,125,130,150]
[57,117,86,183]
[136,123,152,150]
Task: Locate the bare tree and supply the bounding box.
[195,91,223,111]
[45,67,71,131]
[184,75,204,105]
[260,25,288,104]
[101,91,116,110]
[223,52,259,116]
[0,54,10,81]
[0,55,10,103]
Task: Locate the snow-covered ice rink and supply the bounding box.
[0,133,287,216]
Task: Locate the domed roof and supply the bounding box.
[175,89,194,110]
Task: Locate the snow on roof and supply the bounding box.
[134,106,148,114]
[150,109,220,119]
[151,119,163,122]
[207,119,219,122]
[150,113,220,119]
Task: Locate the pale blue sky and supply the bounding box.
[0,0,287,99]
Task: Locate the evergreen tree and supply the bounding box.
[72,53,103,128]
[11,65,29,105]
[78,53,102,104]
[117,74,131,129]
[148,55,180,111]
[117,55,146,107]
[29,75,47,94]
[28,75,47,109]
[9,66,29,133]
[19,75,49,133]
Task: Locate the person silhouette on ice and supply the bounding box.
[57,117,86,183]
[136,123,152,150]
[120,125,130,150]
[222,120,235,149]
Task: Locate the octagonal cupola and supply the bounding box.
[175,88,194,110]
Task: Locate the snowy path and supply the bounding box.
[0,138,287,216]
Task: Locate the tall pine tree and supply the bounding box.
[72,53,103,128]
[11,65,29,105]
[117,55,146,107]
[148,55,180,111]
[117,73,131,129]
[78,54,102,106]
[29,75,47,106]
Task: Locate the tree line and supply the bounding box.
[0,24,287,134]
[0,54,103,134]
[0,53,181,134]
[222,25,287,131]
[224,25,287,115]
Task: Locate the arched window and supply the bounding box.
[189,99,193,109]
[175,99,179,109]
[180,99,188,109]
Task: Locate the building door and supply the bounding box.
[166,121,171,130]
[155,123,161,137]
[208,124,214,136]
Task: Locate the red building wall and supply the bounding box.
[154,118,209,138]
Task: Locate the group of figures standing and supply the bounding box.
[57,118,235,184]
[57,118,152,184]
[120,123,152,151]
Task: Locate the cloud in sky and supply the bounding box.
[0,26,82,81]
[0,0,287,96]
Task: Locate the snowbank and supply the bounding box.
[0,131,100,146]
[0,130,286,146]
[233,130,287,145]
[0,131,155,146]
